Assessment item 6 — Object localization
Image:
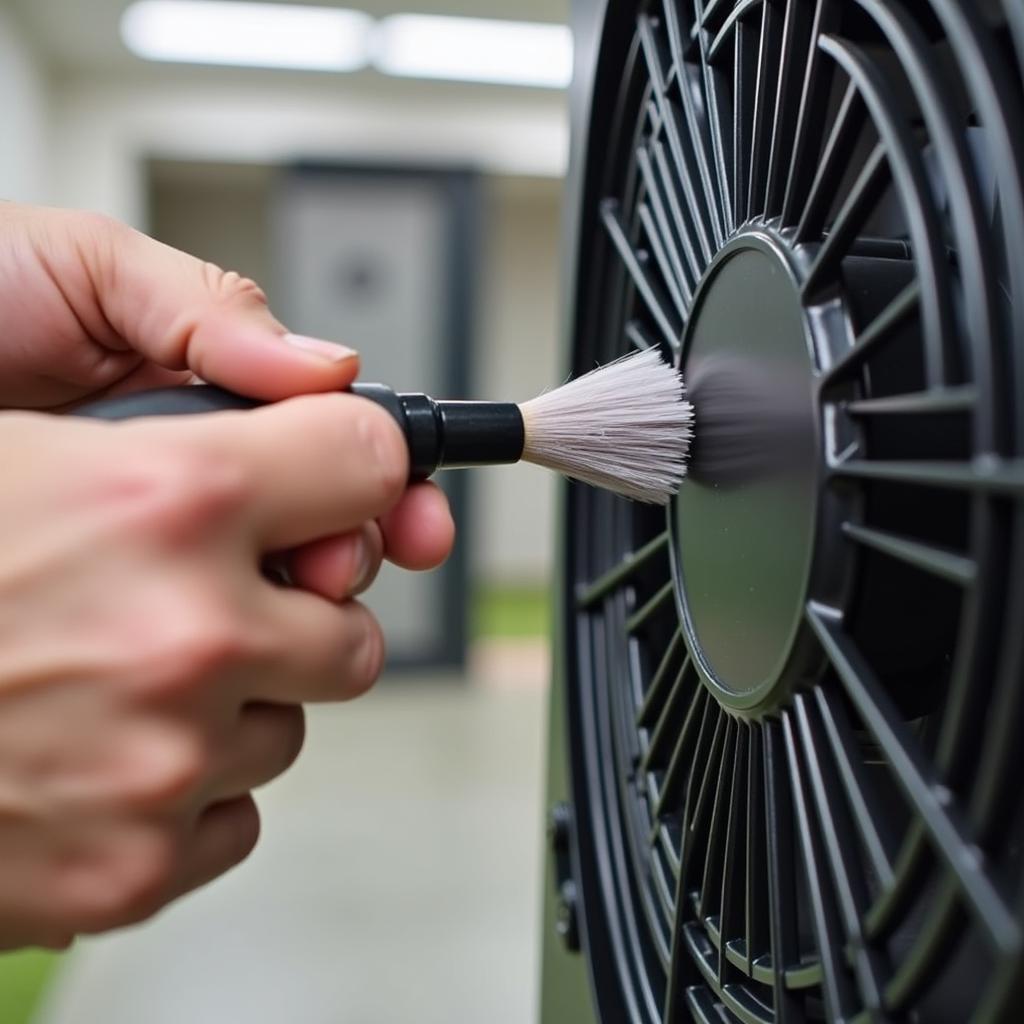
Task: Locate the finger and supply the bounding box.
[379,482,455,570]
[78,214,360,400]
[173,795,261,900]
[209,703,306,802]
[175,392,409,549]
[247,590,384,704]
[287,523,384,601]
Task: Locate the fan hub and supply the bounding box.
[670,233,821,716]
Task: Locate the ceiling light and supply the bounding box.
[373,15,573,89]
[121,1,372,72]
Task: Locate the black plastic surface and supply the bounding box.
[435,400,524,468]
[554,2,1024,1022]
[73,385,259,418]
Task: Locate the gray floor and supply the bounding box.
[36,658,548,1024]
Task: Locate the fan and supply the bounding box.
[545,1,1024,1022]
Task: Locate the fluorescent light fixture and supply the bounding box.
[121,1,372,72]
[374,15,573,89]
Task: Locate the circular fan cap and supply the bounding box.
[673,236,819,714]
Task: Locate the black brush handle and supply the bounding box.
[74,385,259,418]
[74,384,524,480]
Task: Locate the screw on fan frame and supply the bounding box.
[555,1,1024,1022]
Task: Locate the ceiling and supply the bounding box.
[11,0,570,77]
[8,0,571,199]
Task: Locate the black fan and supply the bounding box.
[547,1,1024,1022]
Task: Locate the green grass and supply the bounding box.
[0,949,60,1024]
[472,584,551,640]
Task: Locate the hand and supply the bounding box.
[0,202,362,409]
[0,397,453,950]
[0,205,455,948]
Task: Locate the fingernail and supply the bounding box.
[283,333,358,364]
[351,535,373,593]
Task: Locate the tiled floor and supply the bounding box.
[36,653,548,1024]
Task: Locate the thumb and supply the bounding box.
[83,215,359,401]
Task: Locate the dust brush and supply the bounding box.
[76,348,694,505]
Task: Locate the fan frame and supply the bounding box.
[551,2,1024,1023]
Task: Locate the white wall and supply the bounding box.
[49,71,567,228]
[0,7,50,202]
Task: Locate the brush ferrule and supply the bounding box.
[432,400,525,469]
[350,386,524,478]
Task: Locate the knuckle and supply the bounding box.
[205,264,268,307]
[154,446,248,540]
[120,729,210,809]
[133,605,248,696]
[73,210,126,246]
[109,442,247,546]
[174,445,249,525]
[175,615,243,678]
[70,212,132,291]
[114,834,179,924]
[199,260,228,297]
[66,831,179,931]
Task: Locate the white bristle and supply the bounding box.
[519,348,693,505]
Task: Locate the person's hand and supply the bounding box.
[0,205,455,948]
[0,202,362,409]
[0,398,453,950]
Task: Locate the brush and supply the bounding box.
[684,355,815,487]
[75,348,694,505]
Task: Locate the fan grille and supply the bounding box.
[563,2,1024,1021]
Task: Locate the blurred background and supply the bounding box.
[0,0,568,1020]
